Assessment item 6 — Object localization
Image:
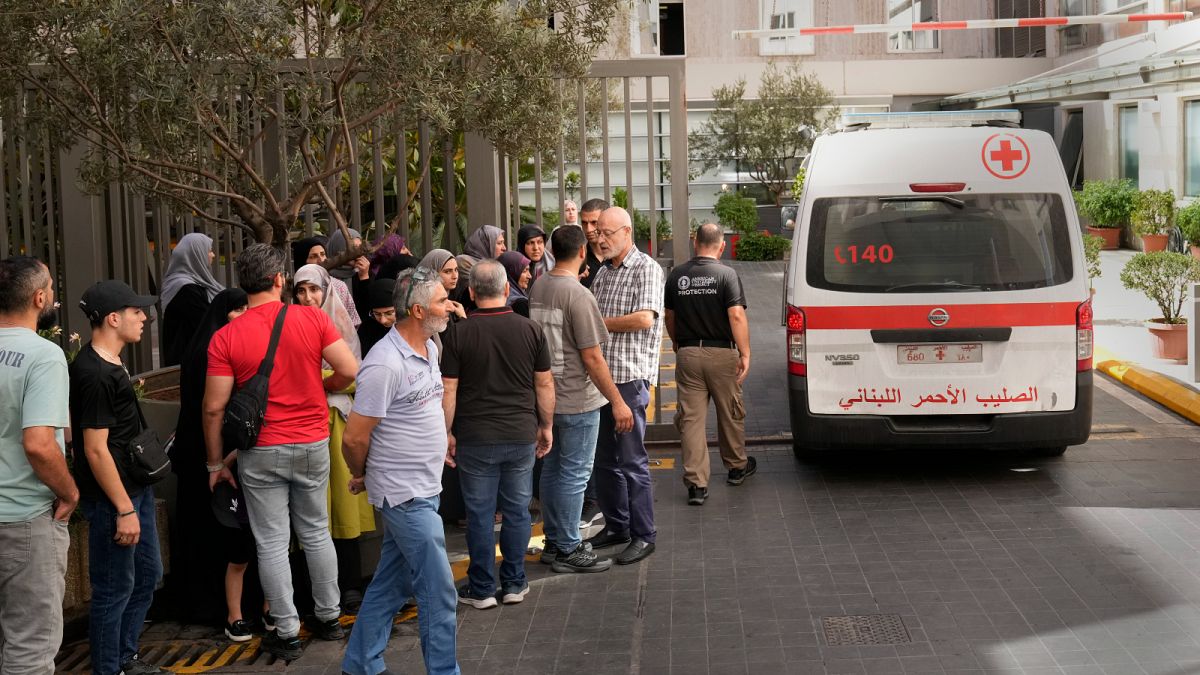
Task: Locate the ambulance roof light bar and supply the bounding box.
[732,12,1192,41]
[839,110,1022,130]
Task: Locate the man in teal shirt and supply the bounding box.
[0,256,78,674]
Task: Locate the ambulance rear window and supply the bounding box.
[807,193,1074,293]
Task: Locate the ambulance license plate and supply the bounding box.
[897,343,982,364]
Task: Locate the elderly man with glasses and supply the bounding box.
[340,266,462,675]
[585,206,664,565]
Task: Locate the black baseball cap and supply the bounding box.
[211,481,250,530]
[78,280,156,322]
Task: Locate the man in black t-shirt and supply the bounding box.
[441,259,554,609]
[71,280,169,675]
[664,223,755,507]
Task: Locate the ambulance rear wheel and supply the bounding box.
[1033,446,1067,457]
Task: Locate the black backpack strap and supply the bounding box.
[256,304,289,378]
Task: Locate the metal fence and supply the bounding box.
[1,58,689,426]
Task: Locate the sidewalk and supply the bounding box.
[1092,249,1200,423]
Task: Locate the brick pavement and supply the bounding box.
[56,261,1200,675]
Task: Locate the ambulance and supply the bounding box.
[785,110,1092,456]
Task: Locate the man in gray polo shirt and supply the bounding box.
[340,267,461,675]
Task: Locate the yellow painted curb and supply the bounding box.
[1094,346,1200,425]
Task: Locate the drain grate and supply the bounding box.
[822,614,911,646]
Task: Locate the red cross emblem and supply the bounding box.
[981,133,1031,180]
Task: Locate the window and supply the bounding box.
[807,194,1074,293]
[1186,100,1200,197]
[887,0,939,52]
[1061,0,1087,49]
[1118,105,1139,185]
[658,0,685,56]
[759,0,815,56]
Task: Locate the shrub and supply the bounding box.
[1177,201,1200,247]
[1083,234,1103,281]
[714,190,759,235]
[736,231,791,261]
[612,187,670,241]
[791,167,806,198]
[1131,188,1176,237]
[1119,251,1200,324]
[1074,179,1138,228]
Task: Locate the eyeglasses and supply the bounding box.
[400,267,436,316]
[370,308,397,322]
[596,227,625,239]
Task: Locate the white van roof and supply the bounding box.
[807,125,1067,195]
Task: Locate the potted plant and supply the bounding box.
[714,189,759,259]
[1074,179,1137,250]
[1132,188,1176,252]
[1178,201,1200,261]
[1119,251,1200,361]
[1084,233,1103,294]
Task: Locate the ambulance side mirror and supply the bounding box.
[781,205,798,230]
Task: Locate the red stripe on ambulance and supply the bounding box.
[804,302,1078,330]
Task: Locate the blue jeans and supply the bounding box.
[82,489,163,675]
[239,439,340,639]
[342,497,459,675]
[540,410,601,551]
[456,443,536,596]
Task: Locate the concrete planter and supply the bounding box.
[1086,226,1121,250]
[1146,320,1188,362]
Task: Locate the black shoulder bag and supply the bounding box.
[124,401,172,486]
[221,304,288,451]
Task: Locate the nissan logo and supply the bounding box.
[928,308,950,327]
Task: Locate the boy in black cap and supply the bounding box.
[71,280,169,675]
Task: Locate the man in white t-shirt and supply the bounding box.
[340,267,461,675]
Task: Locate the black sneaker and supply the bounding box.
[586,528,631,549]
[539,541,559,564]
[552,542,614,573]
[727,456,758,486]
[120,654,169,674]
[305,615,345,641]
[225,619,253,643]
[261,630,302,662]
[687,485,708,505]
[579,500,603,529]
[262,611,276,632]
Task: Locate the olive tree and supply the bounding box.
[689,63,838,206]
[0,0,624,253]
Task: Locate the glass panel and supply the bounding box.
[888,0,939,51]
[1187,101,1200,197]
[806,194,1074,293]
[1119,106,1139,184]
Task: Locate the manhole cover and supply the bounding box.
[822,614,910,646]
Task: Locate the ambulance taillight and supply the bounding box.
[1076,299,1094,371]
[787,305,807,376]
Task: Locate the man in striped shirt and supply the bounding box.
[585,206,664,565]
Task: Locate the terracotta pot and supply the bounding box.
[1141,233,1169,252]
[1146,320,1188,362]
[1190,245,1200,261]
[1087,226,1120,250]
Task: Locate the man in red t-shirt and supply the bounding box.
[202,244,358,663]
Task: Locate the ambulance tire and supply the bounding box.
[1033,446,1068,457]
[792,443,820,462]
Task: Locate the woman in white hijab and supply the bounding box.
[160,233,225,366]
[293,263,362,360]
[292,264,373,608]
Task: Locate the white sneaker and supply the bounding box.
[457,587,498,609]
